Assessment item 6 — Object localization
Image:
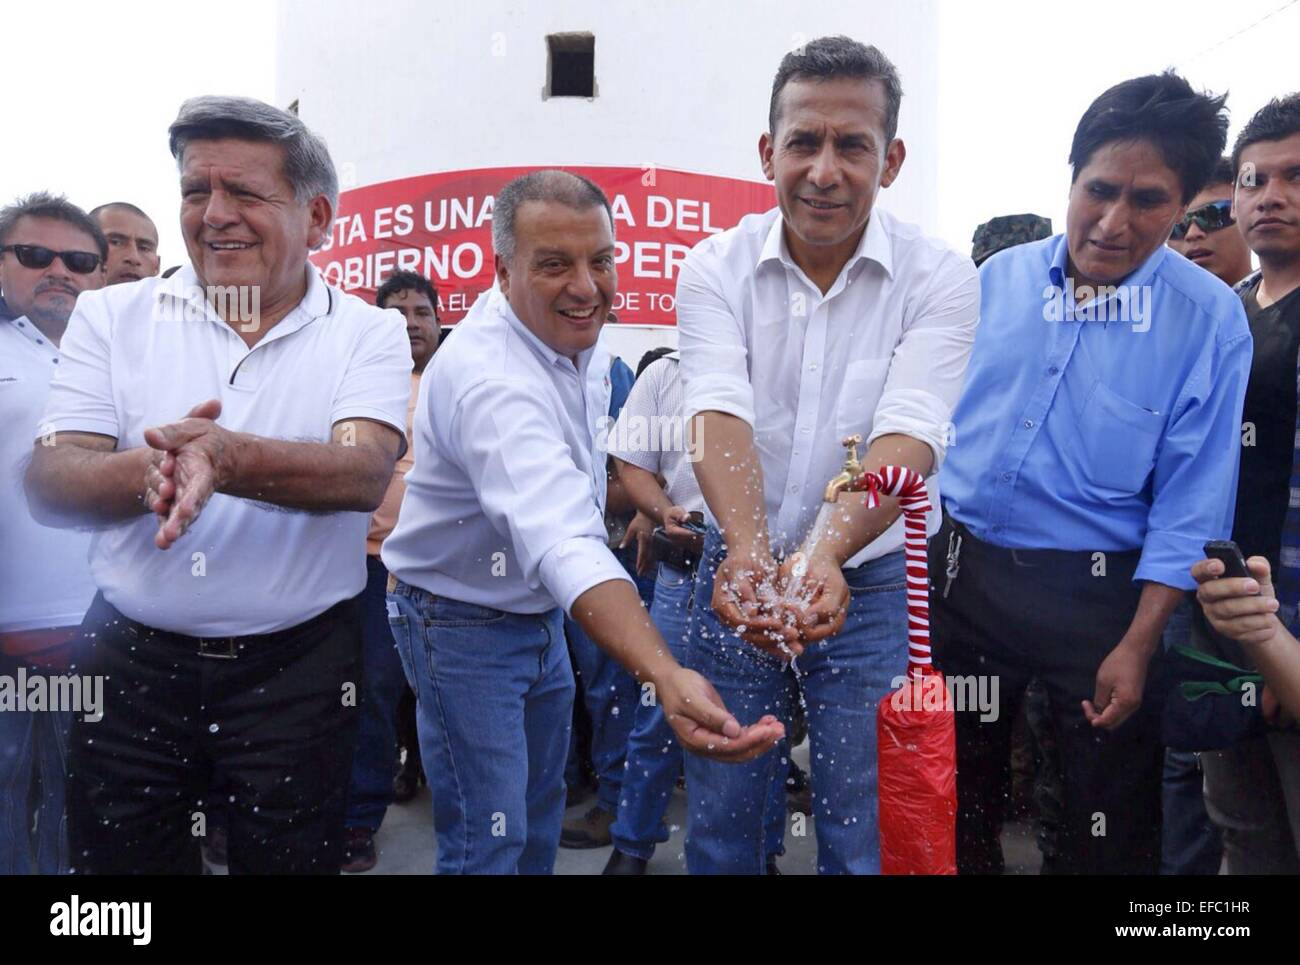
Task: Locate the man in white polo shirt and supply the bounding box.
[0,193,105,875]
[678,37,979,874]
[382,170,784,875]
[24,96,411,875]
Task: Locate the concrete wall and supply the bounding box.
[276,0,941,231]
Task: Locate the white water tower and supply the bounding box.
[278,0,942,353]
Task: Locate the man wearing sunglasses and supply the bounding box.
[0,192,105,874]
[1167,157,1253,287]
[1159,155,1252,876]
[24,96,413,875]
[0,198,106,345]
[1190,93,1300,875]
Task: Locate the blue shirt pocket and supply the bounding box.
[1076,380,1166,494]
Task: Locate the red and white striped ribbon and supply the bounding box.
[863,466,932,679]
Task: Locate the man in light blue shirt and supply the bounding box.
[934,72,1252,874]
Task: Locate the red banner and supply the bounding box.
[311,165,775,325]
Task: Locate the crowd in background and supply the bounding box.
[2,34,1299,876]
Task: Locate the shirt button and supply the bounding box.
[1048,366,1059,375]
[800,426,811,434]
[809,364,818,371]
[789,484,799,493]
[1023,419,1035,429]
[1001,472,1012,481]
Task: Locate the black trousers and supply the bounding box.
[929,516,1165,875]
[67,593,362,874]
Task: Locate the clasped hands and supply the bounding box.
[142,399,235,550]
[711,544,850,660]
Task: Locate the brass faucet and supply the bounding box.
[823,434,865,502]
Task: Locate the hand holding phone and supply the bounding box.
[1203,539,1251,581]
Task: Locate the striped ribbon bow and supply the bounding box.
[862,466,932,679]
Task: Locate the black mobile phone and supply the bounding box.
[678,518,708,537]
[1203,539,1250,579]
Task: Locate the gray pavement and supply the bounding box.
[342,740,1043,876]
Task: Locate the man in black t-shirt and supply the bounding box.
[1193,93,1300,874]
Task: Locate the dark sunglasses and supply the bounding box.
[1170,200,1235,240]
[0,243,102,274]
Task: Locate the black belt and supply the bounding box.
[104,595,354,660]
[942,514,1141,570]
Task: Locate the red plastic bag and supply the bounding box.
[860,467,957,874]
[877,666,957,874]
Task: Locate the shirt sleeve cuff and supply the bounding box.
[42,416,121,441]
[1136,531,1203,591]
[868,396,953,474]
[606,444,659,474]
[538,536,635,615]
[683,378,754,426]
[330,406,406,436]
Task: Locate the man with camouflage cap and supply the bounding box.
[971,214,1053,266]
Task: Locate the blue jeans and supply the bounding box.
[387,581,573,874]
[0,652,71,875]
[1160,597,1223,875]
[344,556,409,832]
[684,529,909,874]
[611,561,787,860]
[566,545,654,813]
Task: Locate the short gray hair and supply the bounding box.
[492,170,614,263]
[0,191,107,259]
[168,96,339,214]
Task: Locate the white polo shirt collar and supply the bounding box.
[154,262,334,346]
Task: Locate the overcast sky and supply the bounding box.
[3,0,1297,263]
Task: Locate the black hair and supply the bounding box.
[769,35,902,142]
[1232,92,1300,176]
[1204,156,1236,189]
[376,269,439,319]
[0,191,108,259]
[635,345,675,379]
[89,201,155,224]
[1069,71,1228,204]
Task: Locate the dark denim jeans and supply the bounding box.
[343,556,409,832]
[1159,598,1223,875]
[388,581,573,874]
[684,528,909,874]
[0,651,71,875]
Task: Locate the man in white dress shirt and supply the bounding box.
[0,193,105,874]
[382,170,783,875]
[24,96,412,874]
[678,37,980,874]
